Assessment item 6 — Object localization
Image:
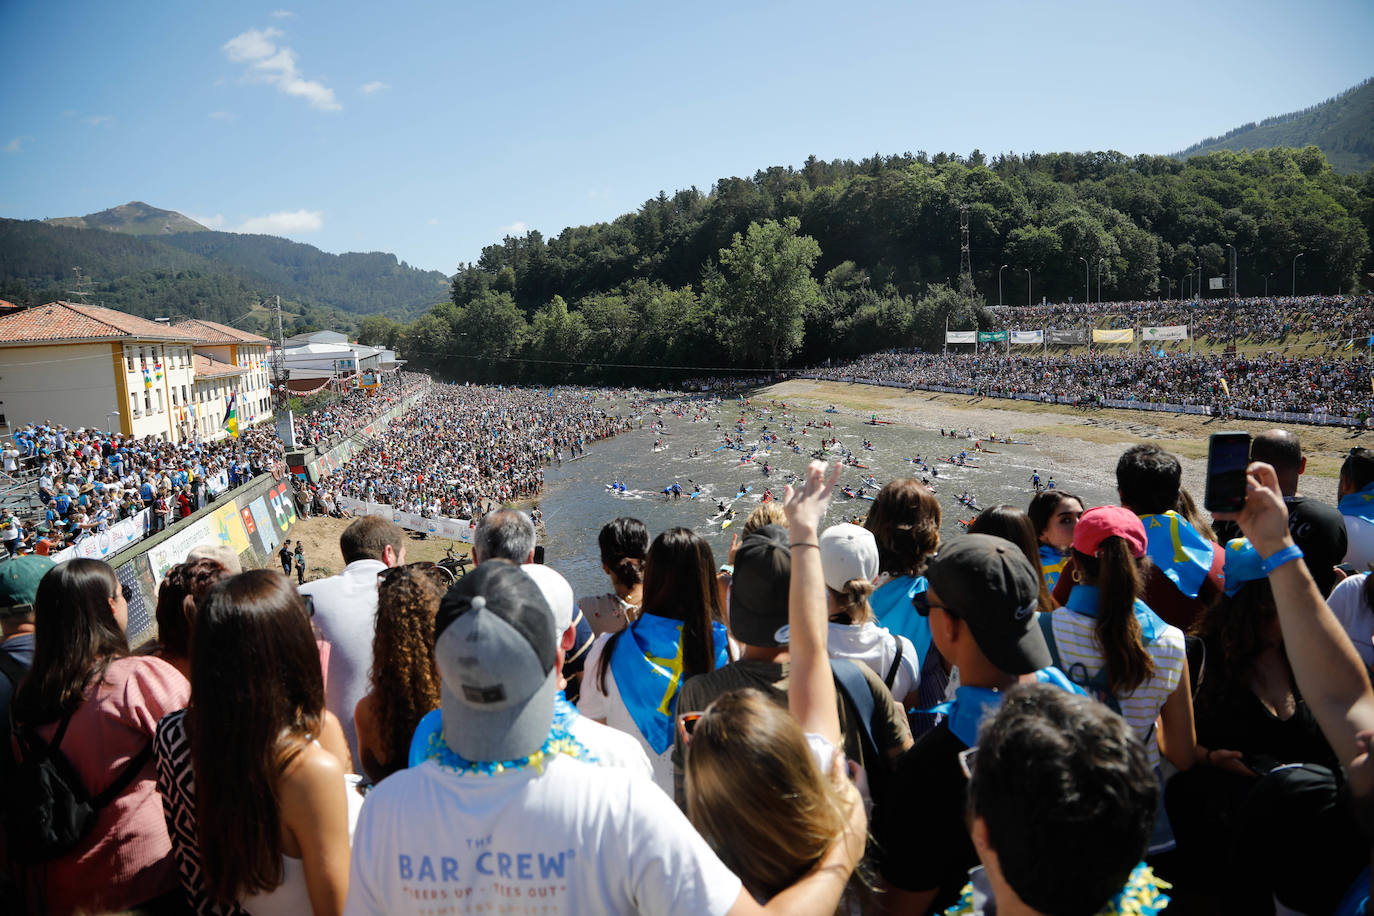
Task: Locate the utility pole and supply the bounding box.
[270,295,287,409]
[958,204,973,309]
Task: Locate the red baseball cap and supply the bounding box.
[1072,506,1147,559]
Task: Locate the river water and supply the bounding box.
[537,397,1119,598]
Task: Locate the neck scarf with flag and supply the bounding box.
[1339,483,1374,525]
[608,612,729,754]
[918,667,1085,747]
[1064,584,1169,643]
[222,392,239,438]
[1138,510,1215,599]
[1039,543,1071,592]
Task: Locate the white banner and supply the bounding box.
[146,516,220,582]
[52,509,151,564]
[1209,277,1225,290]
[945,331,976,344]
[1142,325,1189,341]
[1010,330,1044,345]
[205,470,232,496]
[336,496,477,544]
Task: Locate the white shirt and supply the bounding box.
[1328,573,1374,668]
[826,620,920,703]
[578,634,674,795]
[1345,515,1374,573]
[299,558,386,768]
[343,756,742,916]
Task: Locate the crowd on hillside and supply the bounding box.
[290,371,431,446]
[312,384,634,518]
[983,294,1374,346]
[813,350,1374,420]
[5,430,1374,916]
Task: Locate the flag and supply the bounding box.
[222,392,239,438]
[1343,339,1355,352]
[1140,511,1216,599]
[608,613,729,753]
[1367,334,1374,348]
[155,361,163,382]
[143,369,152,390]
[1218,376,1230,397]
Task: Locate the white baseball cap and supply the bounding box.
[521,563,574,635]
[819,523,879,592]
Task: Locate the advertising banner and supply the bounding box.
[977,331,1008,343]
[52,509,152,564]
[248,498,280,551]
[211,503,251,556]
[1142,325,1189,341]
[205,470,231,496]
[945,330,976,344]
[1093,328,1135,344]
[265,480,299,535]
[147,517,219,582]
[1047,328,1086,344]
[1010,330,1044,345]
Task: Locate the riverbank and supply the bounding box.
[758,379,1362,504]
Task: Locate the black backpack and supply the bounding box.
[2,710,151,863]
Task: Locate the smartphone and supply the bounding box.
[532,545,545,565]
[1203,432,1251,513]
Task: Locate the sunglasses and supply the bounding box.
[911,591,953,618]
[377,561,450,589]
[957,746,978,780]
[679,712,704,745]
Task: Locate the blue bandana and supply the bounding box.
[1039,543,1071,592]
[918,667,1086,747]
[1221,538,1268,597]
[1339,483,1374,525]
[1064,584,1169,643]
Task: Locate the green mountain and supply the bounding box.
[0,214,451,335]
[45,201,210,235]
[1175,77,1374,174]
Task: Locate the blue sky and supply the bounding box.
[2,0,1371,275]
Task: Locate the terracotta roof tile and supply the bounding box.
[0,301,199,345]
[171,318,270,345]
[193,353,248,379]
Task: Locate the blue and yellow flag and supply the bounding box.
[1338,483,1374,525]
[1139,511,1215,599]
[1039,543,1071,592]
[609,612,729,753]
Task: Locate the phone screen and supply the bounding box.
[1204,433,1251,513]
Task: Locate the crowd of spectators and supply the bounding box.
[4,431,1374,915]
[313,383,635,519]
[290,371,431,447]
[813,350,1374,421]
[983,294,1374,347]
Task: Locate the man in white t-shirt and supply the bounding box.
[300,516,407,769]
[346,561,862,916]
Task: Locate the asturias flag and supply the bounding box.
[222,392,239,438]
[1140,511,1215,599]
[608,613,729,753]
[1339,483,1374,525]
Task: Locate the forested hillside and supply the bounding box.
[0,216,451,335]
[390,146,1373,385]
[1176,78,1374,174]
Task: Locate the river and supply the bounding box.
[537,396,1118,598]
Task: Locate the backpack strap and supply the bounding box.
[883,639,904,691]
[1038,612,1121,715]
[830,659,878,766]
[90,743,152,808]
[15,712,150,809]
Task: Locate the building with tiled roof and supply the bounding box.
[0,302,271,443]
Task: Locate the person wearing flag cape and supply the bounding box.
[1337,446,1374,571]
[579,527,731,794]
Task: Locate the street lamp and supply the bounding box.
[1078,256,1089,305]
[1263,272,1274,297]
[1096,259,1105,304]
[1225,243,1237,298]
[1025,268,1031,308]
[1292,252,1304,297]
[1192,263,1201,300]
[998,264,1008,307]
[106,410,118,434]
[1159,275,1172,301]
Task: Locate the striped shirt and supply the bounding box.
[1050,605,1186,767]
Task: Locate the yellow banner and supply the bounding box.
[1093,328,1135,344]
[211,503,251,556]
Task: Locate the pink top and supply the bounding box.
[33,655,190,915]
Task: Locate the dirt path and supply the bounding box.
[285,515,471,582]
[760,379,1365,504]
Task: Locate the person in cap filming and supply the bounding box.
[344,560,866,916]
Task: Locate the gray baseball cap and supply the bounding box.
[434,561,557,762]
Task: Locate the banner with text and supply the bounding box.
[52,509,151,565]
[1142,325,1189,341]
[978,331,1008,343]
[1093,328,1135,344]
[945,330,976,344]
[336,496,477,544]
[1047,328,1086,344]
[1010,330,1044,345]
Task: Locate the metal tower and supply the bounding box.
[958,204,973,299]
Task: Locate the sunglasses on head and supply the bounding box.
[679,712,704,744]
[911,591,953,618]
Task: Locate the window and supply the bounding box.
[155,389,163,413]
[144,392,151,411]
[126,349,134,371]
[182,385,189,404]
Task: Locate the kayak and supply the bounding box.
[941,458,980,468]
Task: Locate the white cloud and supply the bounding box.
[209,110,236,121]
[497,221,528,236]
[270,8,294,17]
[238,209,323,235]
[187,213,226,229]
[359,80,389,95]
[83,115,114,127]
[4,136,33,153]
[222,27,340,112]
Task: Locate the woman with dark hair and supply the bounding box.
[580,526,730,793]
[354,565,444,783]
[149,557,229,678]
[577,517,649,636]
[1165,545,1366,913]
[968,505,1054,615]
[1026,489,1083,592]
[154,570,358,916]
[9,558,190,915]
